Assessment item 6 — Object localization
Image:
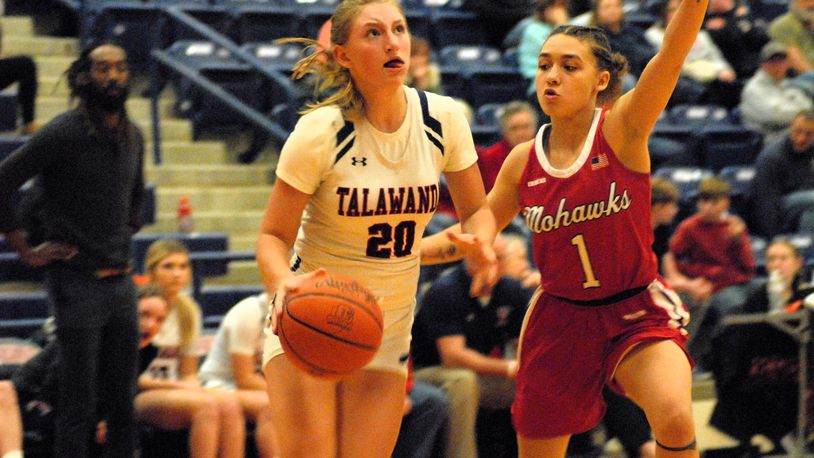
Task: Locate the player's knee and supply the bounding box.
[651,404,695,446]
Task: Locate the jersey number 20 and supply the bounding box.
[367,221,417,258]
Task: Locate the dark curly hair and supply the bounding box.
[545,25,628,106]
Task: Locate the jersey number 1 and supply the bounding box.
[367,221,417,258]
[571,234,600,289]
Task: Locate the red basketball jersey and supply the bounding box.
[518,109,656,301]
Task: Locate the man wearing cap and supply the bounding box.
[740,41,813,145]
[769,0,814,73]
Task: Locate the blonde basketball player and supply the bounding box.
[256,1,497,456]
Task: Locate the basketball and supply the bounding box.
[279,272,383,379]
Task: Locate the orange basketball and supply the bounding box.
[278,272,383,379]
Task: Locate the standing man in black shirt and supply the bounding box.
[0,42,144,457]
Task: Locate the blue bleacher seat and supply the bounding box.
[230,4,299,44]
[471,125,500,147]
[0,135,27,162]
[440,45,502,69]
[751,235,768,275]
[131,232,229,274]
[650,122,698,162]
[699,125,762,171]
[653,166,715,222]
[502,47,519,69]
[429,7,485,48]
[198,284,264,323]
[476,103,504,127]
[467,67,527,109]
[0,291,49,321]
[405,9,433,44]
[241,41,304,76]
[91,3,160,72]
[166,41,264,134]
[718,165,755,218]
[669,104,731,130]
[163,5,232,43]
[142,183,156,226]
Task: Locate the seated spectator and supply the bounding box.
[663,177,755,371]
[411,235,533,458]
[740,42,813,145]
[393,359,450,458]
[477,101,538,193]
[517,0,570,95]
[406,35,442,94]
[139,240,247,457]
[646,0,741,108]
[198,293,278,457]
[708,237,814,450]
[747,110,814,238]
[0,285,169,457]
[651,177,680,267]
[0,23,39,134]
[589,0,656,81]
[768,0,814,74]
[703,0,769,80]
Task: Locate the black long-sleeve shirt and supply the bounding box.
[748,137,814,238]
[0,107,144,269]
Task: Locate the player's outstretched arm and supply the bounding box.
[604,0,709,170]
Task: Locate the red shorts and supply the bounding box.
[511,278,692,438]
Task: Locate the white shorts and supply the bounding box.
[262,301,414,376]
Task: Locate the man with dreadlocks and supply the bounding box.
[0,42,144,457]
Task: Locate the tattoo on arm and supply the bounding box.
[424,244,458,261]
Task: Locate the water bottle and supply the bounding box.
[177,197,193,234]
[767,270,786,314]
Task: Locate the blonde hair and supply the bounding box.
[282,0,405,117]
[144,239,200,352]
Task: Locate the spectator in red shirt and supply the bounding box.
[476,101,538,193]
[663,176,755,371]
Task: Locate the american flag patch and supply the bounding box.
[591,154,609,170]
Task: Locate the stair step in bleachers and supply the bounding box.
[3,36,78,57]
[156,186,272,213]
[32,56,74,78]
[148,210,265,234]
[0,16,34,36]
[145,141,231,166]
[138,118,194,143]
[35,98,176,124]
[145,164,271,186]
[198,283,264,326]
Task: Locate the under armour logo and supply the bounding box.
[351,157,367,166]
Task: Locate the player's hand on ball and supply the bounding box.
[270,268,327,335]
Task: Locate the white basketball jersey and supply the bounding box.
[275,87,476,312]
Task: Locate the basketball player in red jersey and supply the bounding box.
[421,0,708,455]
